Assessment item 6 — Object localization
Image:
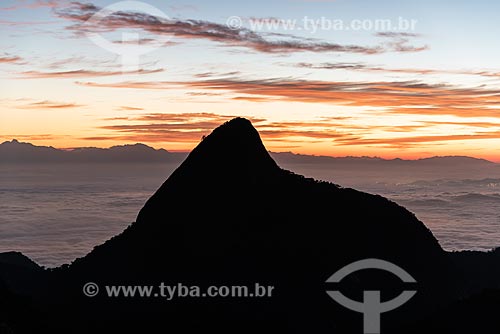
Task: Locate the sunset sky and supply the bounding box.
[2,0,500,160]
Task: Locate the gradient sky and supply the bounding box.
[2,0,500,160]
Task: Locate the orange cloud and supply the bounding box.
[118,106,144,111]
[18,100,84,109]
[75,76,500,119]
[171,78,500,119]
[90,113,442,147]
[0,134,60,141]
[0,0,63,11]
[0,54,24,64]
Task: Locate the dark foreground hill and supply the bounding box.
[1,118,499,333]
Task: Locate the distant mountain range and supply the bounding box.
[1,118,500,333]
[272,151,495,167]
[1,139,495,166]
[0,139,187,163]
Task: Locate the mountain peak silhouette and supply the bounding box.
[132,118,281,222]
[75,118,450,284]
[176,117,279,176]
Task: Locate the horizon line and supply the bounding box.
[2,138,497,163]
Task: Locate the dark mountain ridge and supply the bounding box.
[0,139,185,163]
[272,151,494,166]
[1,138,495,166]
